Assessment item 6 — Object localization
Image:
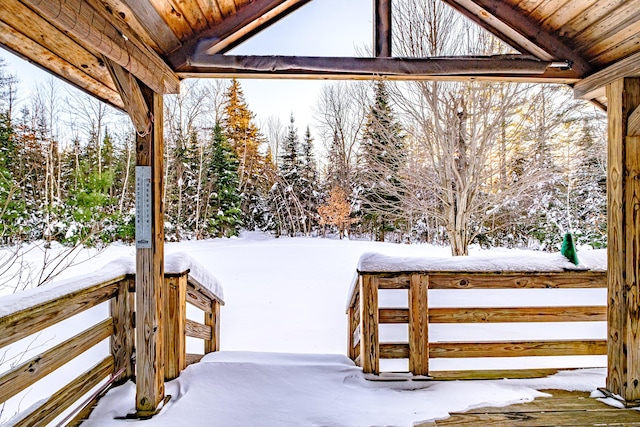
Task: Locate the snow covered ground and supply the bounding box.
[0,233,611,426]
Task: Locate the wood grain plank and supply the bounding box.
[409,274,428,375]
[204,300,221,353]
[186,353,204,366]
[360,275,380,374]
[119,0,182,52]
[0,278,122,348]
[430,368,566,380]
[164,274,187,380]
[23,0,179,94]
[427,272,606,289]
[428,306,607,323]
[380,343,410,359]
[575,51,640,99]
[186,286,214,312]
[135,85,165,414]
[13,356,114,427]
[429,340,607,358]
[187,319,212,340]
[110,277,135,384]
[0,318,112,404]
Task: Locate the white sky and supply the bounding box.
[0,0,372,142]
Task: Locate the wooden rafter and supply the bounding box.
[117,0,182,53]
[441,0,593,77]
[176,54,579,83]
[168,0,311,70]
[21,0,180,95]
[574,50,640,100]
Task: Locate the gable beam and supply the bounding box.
[375,0,392,58]
[21,0,180,95]
[168,0,311,70]
[441,0,593,77]
[176,55,579,83]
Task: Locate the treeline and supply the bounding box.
[0,1,607,255]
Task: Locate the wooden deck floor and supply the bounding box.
[418,390,640,426]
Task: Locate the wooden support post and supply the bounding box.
[607,77,640,403]
[135,83,165,414]
[409,273,429,376]
[374,0,392,58]
[360,274,379,374]
[204,300,221,353]
[164,274,187,380]
[110,277,135,384]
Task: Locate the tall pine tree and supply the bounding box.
[204,123,242,237]
[358,81,405,241]
[222,79,274,230]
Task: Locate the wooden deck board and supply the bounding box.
[425,390,640,426]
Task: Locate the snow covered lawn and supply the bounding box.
[0,233,610,426]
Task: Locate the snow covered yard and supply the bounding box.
[0,233,612,426]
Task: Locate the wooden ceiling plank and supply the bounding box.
[583,18,640,60]
[590,33,640,68]
[1,0,116,91]
[0,22,124,110]
[168,0,310,69]
[167,0,209,34]
[104,57,150,134]
[118,0,182,53]
[574,50,640,99]
[538,0,598,33]
[441,0,554,60]
[145,0,194,41]
[453,0,593,76]
[571,0,640,52]
[218,0,238,17]
[193,0,224,25]
[22,0,180,94]
[560,0,629,40]
[629,105,640,136]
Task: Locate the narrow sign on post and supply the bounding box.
[135,166,152,249]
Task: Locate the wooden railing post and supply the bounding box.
[204,300,221,353]
[164,273,187,380]
[347,304,356,361]
[360,274,379,374]
[409,273,429,376]
[110,276,135,384]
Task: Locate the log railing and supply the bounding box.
[347,268,607,380]
[0,261,223,426]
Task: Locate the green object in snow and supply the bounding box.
[561,232,579,265]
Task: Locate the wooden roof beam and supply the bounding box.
[574,50,640,100]
[441,0,593,77]
[0,24,124,110]
[168,0,311,70]
[177,54,579,83]
[375,0,392,58]
[22,0,180,95]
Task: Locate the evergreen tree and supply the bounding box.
[299,126,320,234]
[204,123,242,237]
[222,79,274,230]
[358,81,405,241]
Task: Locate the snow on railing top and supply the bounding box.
[357,248,607,273]
[0,252,223,318]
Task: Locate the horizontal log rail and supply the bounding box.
[0,266,224,425]
[347,269,607,380]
